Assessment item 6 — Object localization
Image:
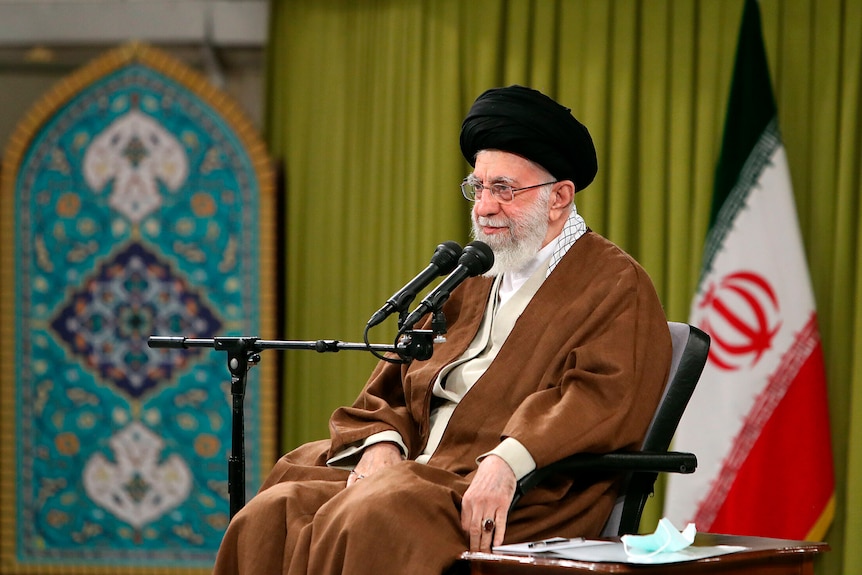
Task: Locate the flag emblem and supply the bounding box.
[699,271,780,371]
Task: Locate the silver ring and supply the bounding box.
[483,518,495,533]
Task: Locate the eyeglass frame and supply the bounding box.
[460,177,558,203]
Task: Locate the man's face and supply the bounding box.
[469,150,555,275]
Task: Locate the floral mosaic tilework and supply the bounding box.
[0,44,276,574]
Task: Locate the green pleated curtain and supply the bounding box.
[264,1,861,573]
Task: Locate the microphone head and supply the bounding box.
[460,241,495,276]
[431,240,463,274]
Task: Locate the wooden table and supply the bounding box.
[458,533,830,574]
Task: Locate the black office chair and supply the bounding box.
[510,321,710,536]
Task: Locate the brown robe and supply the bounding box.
[213,231,672,575]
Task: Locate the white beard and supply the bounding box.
[470,189,551,277]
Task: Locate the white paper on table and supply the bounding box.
[492,537,613,556]
[548,542,749,564]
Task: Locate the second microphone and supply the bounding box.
[400,241,494,331]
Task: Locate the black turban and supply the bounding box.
[460,85,597,192]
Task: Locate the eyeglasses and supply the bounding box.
[460,179,557,203]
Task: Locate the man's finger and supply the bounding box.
[478,515,497,552]
[492,510,506,547]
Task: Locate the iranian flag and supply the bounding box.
[664,0,835,540]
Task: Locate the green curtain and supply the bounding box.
[265,1,861,573]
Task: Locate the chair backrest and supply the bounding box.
[600,321,710,536]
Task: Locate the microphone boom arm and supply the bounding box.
[149,335,401,354]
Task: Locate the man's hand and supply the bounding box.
[461,455,517,551]
[347,442,402,487]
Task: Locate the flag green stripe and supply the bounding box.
[710,0,777,228]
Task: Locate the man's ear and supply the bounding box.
[550,180,576,210]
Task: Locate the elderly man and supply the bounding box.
[213,85,671,575]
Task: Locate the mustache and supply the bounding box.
[475,215,511,228]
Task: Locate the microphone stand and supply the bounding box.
[147,331,438,519]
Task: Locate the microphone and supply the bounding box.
[366,240,462,328]
[400,240,494,331]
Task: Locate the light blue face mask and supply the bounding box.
[621,518,696,560]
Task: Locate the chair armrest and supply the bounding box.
[511,451,697,510]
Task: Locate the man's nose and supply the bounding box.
[474,190,501,216]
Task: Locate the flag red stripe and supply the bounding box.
[694,315,818,527]
[706,340,834,538]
